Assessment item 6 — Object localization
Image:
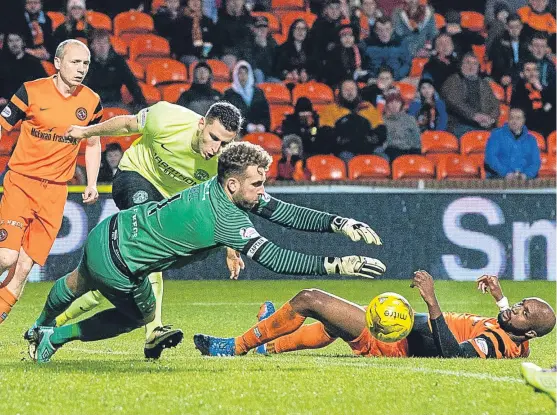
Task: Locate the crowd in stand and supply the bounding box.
[0,0,555,182]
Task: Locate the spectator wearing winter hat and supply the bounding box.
[392,0,438,57]
[244,15,278,83]
[442,9,485,58]
[322,24,366,87]
[177,61,223,115]
[408,78,448,132]
[281,97,321,156]
[277,134,311,181]
[53,0,91,46]
[485,0,528,27]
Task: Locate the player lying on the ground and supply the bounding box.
[25,141,385,363]
[57,100,246,359]
[194,272,556,358]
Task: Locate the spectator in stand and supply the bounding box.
[0,32,46,107]
[528,33,556,88]
[21,0,54,60]
[392,0,437,57]
[361,65,396,108]
[351,0,383,41]
[320,79,387,156]
[408,78,448,132]
[489,13,529,87]
[213,0,254,68]
[53,0,91,47]
[517,0,556,46]
[183,0,216,62]
[98,143,124,183]
[177,61,222,115]
[511,59,556,136]
[281,97,321,157]
[244,16,278,83]
[69,165,87,185]
[277,134,311,181]
[422,33,459,91]
[323,24,366,87]
[224,61,270,133]
[485,107,541,179]
[333,113,380,162]
[273,19,312,83]
[85,29,146,110]
[485,2,511,52]
[361,17,411,80]
[485,0,528,27]
[379,88,422,161]
[441,53,500,137]
[442,10,485,57]
[307,0,343,80]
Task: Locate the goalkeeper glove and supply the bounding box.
[324,256,386,279]
[331,216,382,245]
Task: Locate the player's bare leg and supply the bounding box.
[0,247,34,324]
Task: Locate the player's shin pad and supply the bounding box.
[324,256,386,278]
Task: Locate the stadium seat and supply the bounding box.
[121,82,161,105]
[460,11,485,32]
[395,82,416,103]
[269,105,294,132]
[86,11,112,30]
[436,154,482,180]
[128,34,170,65]
[47,11,65,30]
[498,104,509,127]
[280,11,317,35]
[259,83,291,105]
[151,0,166,12]
[146,59,188,86]
[42,61,56,76]
[0,155,10,171]
[114,11,154,42]
[267,154,281,180]
[271,0,304,11]
[466,153,486,178]
[252,12,280,33]
[489,80,505,102]
[348,155,390,180]
[243,133,283,154]
[392,155,435,179]
[0,133,17,155]
[212,82,232,94]
[126,60,145,81]
[421,131,459,154]
[292,82,334,106]
[548,131,556,154]
[160,83,191,103]
[410,57,428,78]
[529,131,547,151]
[190,60,230,82]
[306,155,347,181]
[434,13,446,29]
[111,36,128,56]
[101,107,131,121]
[460,130,490,154]
[538,153,556,178]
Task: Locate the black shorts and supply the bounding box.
[112,169,165,211]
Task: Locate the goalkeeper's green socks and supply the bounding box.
[144,272,164,339]
[35,276,78,328]
[55,290,104,326]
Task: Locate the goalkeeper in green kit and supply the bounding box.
[25,142,386,363]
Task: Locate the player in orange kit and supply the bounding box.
[194,272,556,358]
[0,39,102,323]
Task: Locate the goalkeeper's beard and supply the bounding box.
[232,192,258,210]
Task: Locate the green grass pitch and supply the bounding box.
[1,279,555,415]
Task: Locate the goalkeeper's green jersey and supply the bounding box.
[112,177,335,277]
[118,101,216,198]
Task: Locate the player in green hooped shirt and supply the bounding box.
[25,141,386,363]
[60,101,245,359]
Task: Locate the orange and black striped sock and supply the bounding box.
[267,322,336,354]
[235,302,305,355]
[0,287,17,324]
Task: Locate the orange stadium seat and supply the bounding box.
[0,155,10,171]
[348,155,390,180]
[42,61,56,76]
[498,104,509,127]
[281,12,317,35]
[489,80,505,102]
[128,34,170,65]
[111,36,128,56]
[243,133,283,154]
[101,107,131,121]
[461,11,485,32]
[529,131,547,151]
[434,13,446,30]
[151,0,166,12]
[306,155,347,181]
[269,105,294,132]
[538,153,556,178]
[47,11,65,30]
[259,83,291,105]
[126,60,145,81]
[114,11,154,42]
[121,82,161,105]
[267,154,281,180]
[436,154,482,180]
[0,133,17,155]
[466,153,486,178]
[146,59,188,86]
[460,130,491,154]
[395,82,416,103]
[410,57,428,78]
[548,131,556,154]
[292,82,334,105]
[272,0,305,11]
[190,60,230,82]
[421,131,459,154]
[160,83,191,102]
[252,12,281,33]
[392,155,435,179]
[86,11,112,30]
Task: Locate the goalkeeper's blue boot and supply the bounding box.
[193,334,236,356]
[255,301,275,355]
[34,327,58,363]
